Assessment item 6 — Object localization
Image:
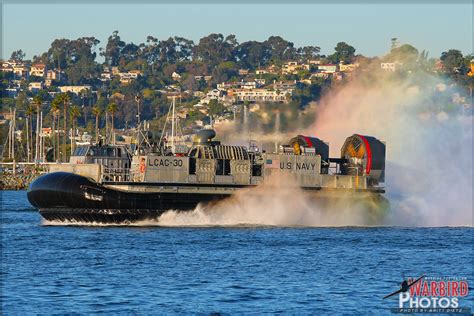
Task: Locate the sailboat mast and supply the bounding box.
[171,96,175,149]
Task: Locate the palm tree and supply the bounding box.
[57,93,71,162]
[25,104,35,162]
[31,96,43,162]
[69,106,81,154]
[107,102,117,145]
[50,98,61,162]
[91,106,101,144]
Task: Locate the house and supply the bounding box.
[58,85,91,95]
[5,88,18,98]
[46,69,66,81]
[273,80,297,92]
[318,64,338,73]
[13,64,29,80]
[282,61,309,74]
[30,64,47,78]
[256,65,279,75]
[28,82,44,92]
[380,62,402,72]
[118,71,142,83]
[217,81,257,91]
[338,63,359,72]
[100,72,112,81]
[171,72,181,81]
[227,88,290,103]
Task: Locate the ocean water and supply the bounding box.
[1,190,472,314]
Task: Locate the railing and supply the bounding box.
[101,167,132,182]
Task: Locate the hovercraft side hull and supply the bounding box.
[27,172,230,223]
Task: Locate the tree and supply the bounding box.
[234,41,271,69]
[55,93,71,162]
[50,98,61,161]
[265,36,297,62]
[297,46,321,61]
[92,106,101,144]
[25,103,35,162]
[193,33,237,66]
[10,49,26,62]
[31,95,43,162]
[107,102,118,144]
[328,42,356,64]
[387,44,419,64]
[101,30,125,66]
[69,106,81,153]
[440,50,467,74]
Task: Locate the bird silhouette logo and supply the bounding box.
[383,275,425,299]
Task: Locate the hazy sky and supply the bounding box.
[2,3,472,61]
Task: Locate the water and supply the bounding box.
[1,191,473,314]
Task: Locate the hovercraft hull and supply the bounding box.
[27,172,230,224]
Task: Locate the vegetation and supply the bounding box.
[1,32,472,162]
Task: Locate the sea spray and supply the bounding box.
[307,68,473,226]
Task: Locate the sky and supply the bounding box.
[1,3,472,61]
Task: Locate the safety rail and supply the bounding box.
[101,167,133,182]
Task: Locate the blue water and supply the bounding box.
[1,191,473,314]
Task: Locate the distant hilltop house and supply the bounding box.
[338,62,359,72]
[194,75,213,82]
[119,70,142,84]
[227,88,290,103]
[11,64,30,80]
[255,65,279,75]
[46,69,66,81]
[380,62,403,72]
[28,82,44,92]
[282,61,310,74]
[317,64,338,73]
[30,63,47,78]
[171,71,182,81]
[217,80,261,91]
[58,85,92,95]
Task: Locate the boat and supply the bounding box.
[27,98,387,224]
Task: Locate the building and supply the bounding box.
[227,88,290,103]
[338,63,359,72]
[273,80,297,92]
[46,69,65,81]
[5,88,18,98]
[282,61,309,74]
[100,72,112,81]
[58,85,92,95]
[118,71,142,83]
[255,65,279,75]
[217,80,259,91]
[318,64,338,73]
[171,72,182,81]
[380,62,402,72]
[30,64,47,78]
[13,64,29,80]
[28,82,44,92]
